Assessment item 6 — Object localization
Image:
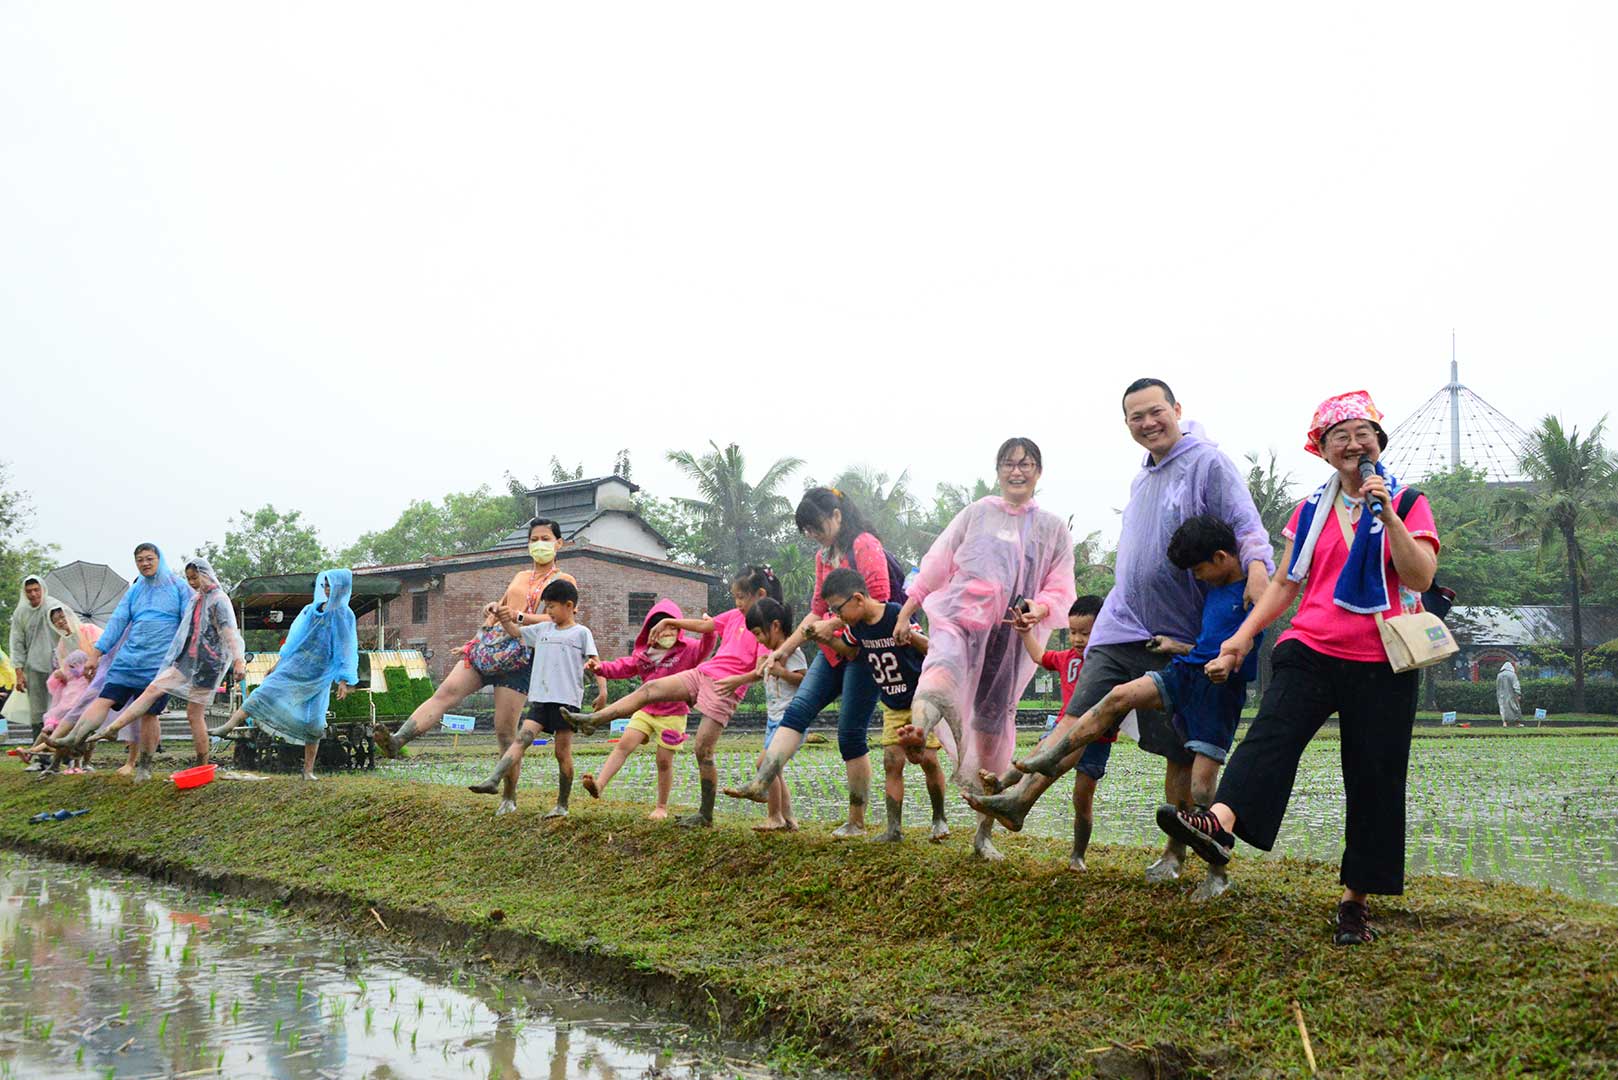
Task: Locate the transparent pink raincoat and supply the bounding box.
[910,496,1074,788]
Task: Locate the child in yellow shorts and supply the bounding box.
[580,599,714,819]
[819,568,951,843]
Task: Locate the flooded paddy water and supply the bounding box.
[384,729,1618,904]
[0,852,801,1079]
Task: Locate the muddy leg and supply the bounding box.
[725,728,802,803]
[651,745,674,819]
[494,687,526,808]
[378,662,482,757]
[1070,773,1097,872]
[187,700,209,765]
[871,746,905,842]
[472,724,536,795]
[586,727,644,802]
[301,742,319,780]
[971,814,1003,861]
[544,730,574,818]
[678,719,723,828]
[209,708,248,738]
[921,749,950,841]
[1146,759,1191,882]
[1189,753,1229,900]
[962,783,1034,832]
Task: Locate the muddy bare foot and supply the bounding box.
[468,778,500,795]
[1013,736,1072,778]
[542,804,569,820]
[302,772,320,781]
[677,812,712,829]
[1068,854,1088,873]
[647,806,668,820]
[871,825,903,843]
[561,709,598,736]
[132,764,152,783]
[972,834,1005,861]
[581,774,601,799]
[722,780,769,804]
[962,791,1029,832]
[1192,871,1231,902]
[373,725,400,759]
[977,768,1009,795]
[116,762,134,777]
[752,817,789,833]
[929,818,950,842]
[495,799,518,817]
[831,821,866,839]
[1144,853,1183,883]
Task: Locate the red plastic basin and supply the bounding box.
[171,763,217,790]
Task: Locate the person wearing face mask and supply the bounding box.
[577,599,716,820]
[375,518,577,816]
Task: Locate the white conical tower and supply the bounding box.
[1381,334,1533,483]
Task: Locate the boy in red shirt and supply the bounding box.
[982,595,1104,871]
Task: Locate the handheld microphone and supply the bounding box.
[1358,456,1383,517]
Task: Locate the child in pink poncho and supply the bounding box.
[578,599,714,819]
[895,438,1074,860]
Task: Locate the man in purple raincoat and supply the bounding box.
[969,379,1274,886]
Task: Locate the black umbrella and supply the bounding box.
[44,561,129,625]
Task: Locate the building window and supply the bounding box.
[628,592,657,629]
[411,593,429,624]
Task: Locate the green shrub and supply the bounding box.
[1435,678,1618,716]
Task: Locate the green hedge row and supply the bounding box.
[1434,678,1618,716]
[331,666,435,721]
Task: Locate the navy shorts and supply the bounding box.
[525,701,571,734]
[99,682,167,716]
[1074,738,1112,781]
[1148,661,1247,763]
[473,657,532,694]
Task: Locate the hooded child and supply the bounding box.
[579,599,715,819]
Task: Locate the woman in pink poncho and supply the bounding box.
[895,437,1074,860]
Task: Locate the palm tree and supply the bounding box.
[1244,450,1296,550]
[666,442,805,574]
[1502,416,1618,711]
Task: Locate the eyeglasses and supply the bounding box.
[1325,425,1377,448]
[998,459,1038,475]
[824,595,857,613]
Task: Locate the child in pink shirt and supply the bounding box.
[579,599,714,819]
[566,567,777,828]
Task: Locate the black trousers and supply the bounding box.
[1216,639,1418,895]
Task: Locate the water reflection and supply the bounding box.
[0,853,787,1079]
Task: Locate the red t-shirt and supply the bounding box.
[1041,648,1117,743]
[1279,493,1441,663]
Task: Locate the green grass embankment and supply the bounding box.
[1,772,1613,1078]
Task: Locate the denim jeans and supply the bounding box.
[777,651,878,761]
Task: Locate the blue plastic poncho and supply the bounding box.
[243,569,359,745]
[97,545,192,687]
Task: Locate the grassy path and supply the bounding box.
[2,770,1614,1077]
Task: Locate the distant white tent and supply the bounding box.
[44,561,129,625]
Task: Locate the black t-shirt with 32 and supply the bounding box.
[843,602,926,711]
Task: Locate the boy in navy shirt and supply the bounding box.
[996,516,1258,899]
[819,568,950,843]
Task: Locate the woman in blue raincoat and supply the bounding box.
[54,542,192,780]
[211,569,357,779]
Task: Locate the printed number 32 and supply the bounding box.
[868,653,902,685]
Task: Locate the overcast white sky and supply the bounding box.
[4,3,1616,575]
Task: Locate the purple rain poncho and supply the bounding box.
[242,569,358,746]
[147,557,244,705]
[1088,421,1275,652]
[909,496,1075,787]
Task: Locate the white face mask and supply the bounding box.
[655,632,678,650]
[529,540,557,564]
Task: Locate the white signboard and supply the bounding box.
[441,714,476,733]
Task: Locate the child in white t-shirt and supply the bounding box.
[469,579,604,819]
[750,598,806,832]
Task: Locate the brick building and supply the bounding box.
[354,476,717,681]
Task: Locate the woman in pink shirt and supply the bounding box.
[723,488,893,838]
[1160,391,1440,947]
